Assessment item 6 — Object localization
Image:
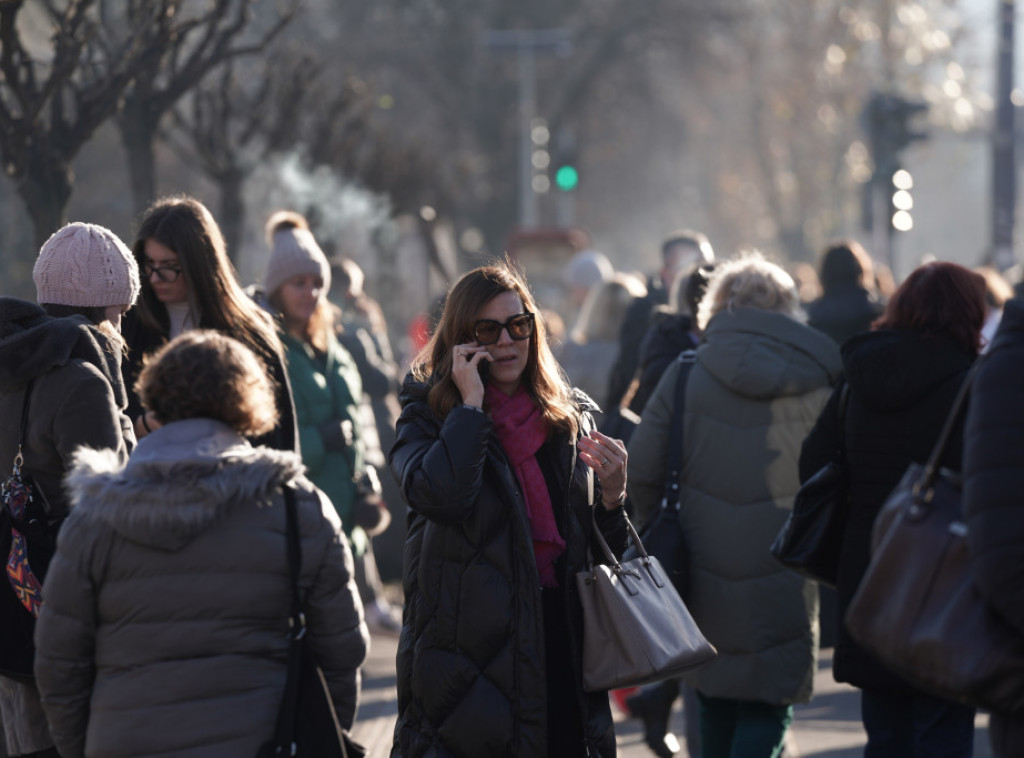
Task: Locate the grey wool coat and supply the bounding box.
[34,418,369,758]
[627,307,841,705]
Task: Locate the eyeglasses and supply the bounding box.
[143,263,182,283]
[473,312,535,345]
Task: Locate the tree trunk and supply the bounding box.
[118,102,160,220]
[19,151,73,249]
[218,168,246,264]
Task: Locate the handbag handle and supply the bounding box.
[911,360,983,506]
[9,381,33,477]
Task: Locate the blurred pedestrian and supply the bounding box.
[562,248,614,325]
[259,212,392,624]
[606,230,714,415]
[122,194,297,451]
[804,239,884,348]
[800,261,986,757]
[34,330,368,758]
[628,252,840,757]
[389,262,629,756]
[974,265,1014,352]
[559,273,647,425]
[0,223,139,758]
[963,296,1024,758]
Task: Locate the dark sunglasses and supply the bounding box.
[143,263,182,283]
[473,312,535,345]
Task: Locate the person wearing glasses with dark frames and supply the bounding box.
[389,262,630,757]
[120,195,298,453]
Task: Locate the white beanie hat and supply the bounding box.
[563,249,613,289]
[263,211,331,297]
[33,222,140,308]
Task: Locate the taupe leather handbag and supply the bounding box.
[576,510,717,692]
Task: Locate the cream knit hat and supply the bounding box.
[33,222,140,308]
[263,211,331,297]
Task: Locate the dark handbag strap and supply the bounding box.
[912,359,984,504]
[834,379,850,461]
[8,381,33,475]
[268,485,306,755]
[660,350,697,513]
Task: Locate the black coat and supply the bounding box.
[799,329,974,691]
[121,309,299,453]
[964,298,1024,754]
[388,376,627,757]
[605,278,668,410]
[626,310,698,415]
[805,284,884,348]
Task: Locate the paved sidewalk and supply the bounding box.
[351,634,993,757]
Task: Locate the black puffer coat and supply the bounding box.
[388,376,628,757]
[963,298,1024,755]
[805,283,884,348]
[626,310,698,415]
[799,329,974,691]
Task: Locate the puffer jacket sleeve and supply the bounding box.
[34,509,103,758]
[964,300,1024,636]
[300,487,370,729]
[390,403,492,524]
[626,359,678,528]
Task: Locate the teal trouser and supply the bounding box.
[697,692,794,758]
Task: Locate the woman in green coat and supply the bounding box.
[261,211,368,554]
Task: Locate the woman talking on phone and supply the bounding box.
[389,262,629,757]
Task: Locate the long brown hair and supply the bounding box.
[132,195,283,365]
[413,262,580,437]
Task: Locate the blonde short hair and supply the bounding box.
[697,251,805,331]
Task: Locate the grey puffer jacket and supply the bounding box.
[34,418,369,758]
[628,307,841,705]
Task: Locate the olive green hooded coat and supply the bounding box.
[627,307,841,705]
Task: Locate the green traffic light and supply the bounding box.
[555,165,579,191]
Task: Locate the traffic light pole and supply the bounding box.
[484,29,572,230]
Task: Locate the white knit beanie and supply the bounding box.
[33,222,141,308]
[263,218,331,297]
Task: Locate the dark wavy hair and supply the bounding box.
[872,261,987,356]
[137,330,278,436]
[133,195,283,367]
[412,261,580,436]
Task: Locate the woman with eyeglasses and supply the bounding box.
[122,195,297,452]
[388,262,629,757]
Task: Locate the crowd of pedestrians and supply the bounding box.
[1,196,1022,758]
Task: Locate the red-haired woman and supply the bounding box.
[799,260,986,757]
[389,262,629,757]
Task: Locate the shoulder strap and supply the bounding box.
[914,360,984,503]
[268,485,305,755]
[835,379,850,459]
[661,350,697,512]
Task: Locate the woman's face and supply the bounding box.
[473,290,531,396]
[142,240,188,305]
[278,273,324,328]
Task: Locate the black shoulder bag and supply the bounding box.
[624,349,697,600]
[0,380,58,682]
[770,380,850,587]
[257,486,366,758]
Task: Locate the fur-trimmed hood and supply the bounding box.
[66,417,306,551]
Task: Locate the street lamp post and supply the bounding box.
[993,0,1016,271]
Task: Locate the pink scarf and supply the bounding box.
[485,384,566,587]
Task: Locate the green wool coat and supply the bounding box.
[281,331,366,553]
[627,307,841,705]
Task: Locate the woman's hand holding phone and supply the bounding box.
[451,342,492,408]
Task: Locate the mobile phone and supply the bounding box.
[478,358,490,384]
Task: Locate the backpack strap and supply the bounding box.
[660,350,697,512]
